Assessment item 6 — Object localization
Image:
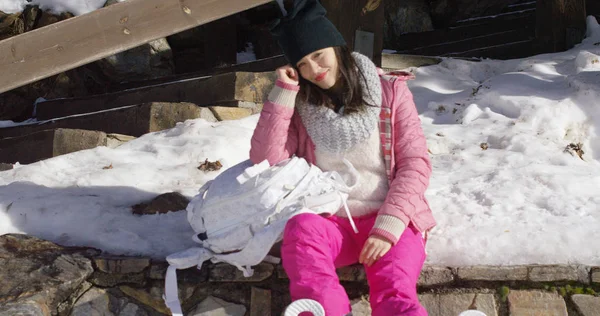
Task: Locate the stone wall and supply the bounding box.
[1,234,599,316]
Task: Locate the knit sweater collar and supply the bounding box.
[297,52,382,154]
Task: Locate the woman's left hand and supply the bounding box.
[359,235,392,267]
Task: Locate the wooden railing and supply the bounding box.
[0,0,272,95]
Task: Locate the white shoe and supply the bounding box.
[284,299,325,316]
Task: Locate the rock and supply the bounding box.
[131,192,190,215]
[209,106,254,121]
[350,297,372,316]
[528,265,582,283]
[418,265,454,286]
[0,234,96,314]
[439,293,497,316]
[119,286,171,315]
[381,54,442,71]
[88,270,146,288]
[36,11,73,29]
[507,290,567,316]
[56,281,93,315]
[418,293,497,316]
[190,296,246,316]
[419,294,439,315]
[337,265,367,282]
[0,12,24,41]
[572,294,600,316]
[592,267,600,284]
[0,300,49,316]
[71,287,155,316]
[198,107,218,122]
[250,287,271,316]
[95,38,174,83]
[21,5,40,32]
[457,266,528,281]
[0,163,13,171]
[106,134,136,148]
[95,257,150,274]
[70,287,112,316]
[209,263,274,282]
[384,0,434,47]
[276,265,288,279]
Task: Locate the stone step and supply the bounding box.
[0,102,207,140]
[0,129,134,164]
[35,71,276,121]
[572,294,600,316]
[420,293,498,316]
[2,232,597,316]
[508,290,568,316]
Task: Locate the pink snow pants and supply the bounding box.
[282,213,427,316]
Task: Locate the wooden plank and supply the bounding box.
[36,71,276,120]
[0,129,108,164]
[399,29,534,57]
[387,12,535,52]
[536,0,587,52]
[0,0,272,95]
[588,0,600,19]
[443,39,539,60]
[0,102,202,139]
[108,55,287,92]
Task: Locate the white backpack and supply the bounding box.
[164,157,359,316]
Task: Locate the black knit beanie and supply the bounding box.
[270,0,346,66]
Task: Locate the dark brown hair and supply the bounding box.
[297,46,375,114]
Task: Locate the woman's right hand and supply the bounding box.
[276,65,299,85]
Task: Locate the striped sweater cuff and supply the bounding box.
[267,80,299,108]
[370,215,406,245]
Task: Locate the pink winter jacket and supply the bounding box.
[250,71,436,241]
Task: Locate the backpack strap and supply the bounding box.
[164,266,183,316]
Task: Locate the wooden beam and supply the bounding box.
[536,0,587,52]
[0,0,272,94]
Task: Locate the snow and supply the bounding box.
[0,9,599,266]
[237,43,257,64]
[0,0,107,15]
[0,117,257,257]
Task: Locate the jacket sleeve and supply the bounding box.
[249,80,301,165]
[371,81,432,244]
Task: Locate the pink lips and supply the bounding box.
[315,71,328,82]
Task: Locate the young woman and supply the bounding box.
[250,1,436,315]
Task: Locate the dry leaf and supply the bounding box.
[103,164,113,170]
[564,143,584,160]
[198,159,223,172]
[480,143,489,150]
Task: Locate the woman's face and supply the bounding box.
[296,47,339,90]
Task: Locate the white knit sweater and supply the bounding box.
[316,130,389,218]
